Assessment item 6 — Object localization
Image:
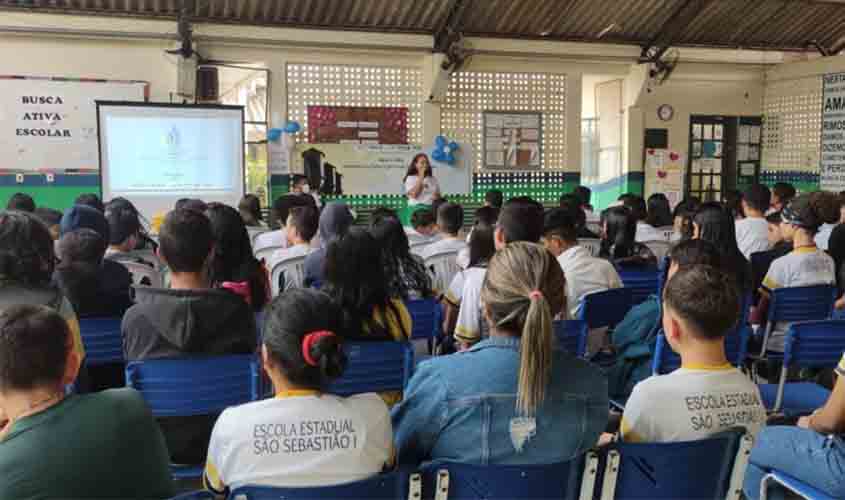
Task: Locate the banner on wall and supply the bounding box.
[821,72,845,191]
[307,106,408,144]
[644,149,684,208]
[0,76,148,172]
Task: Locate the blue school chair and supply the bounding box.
[618,269,660,306]
[229,471,421,500]
[758,285,837,356]
[761,471,837,500]
[598,430,753,500]
[169,491,215,500]
[78,317,124,365]
[125,355,260,479]
[758,320,845,416]
[327,341,415,396]
[553,319,589,358]
[421,455,599,500]
[579,288,634,331]
[405,298,443,354]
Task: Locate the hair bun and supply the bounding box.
[308,334,347,382]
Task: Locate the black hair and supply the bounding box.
[403,153,433,183]
[663,265,740,341]
[55,229,108,313]
[673,197,701,242]
[205,203,269,311]
[829,224,845,293]
[370,207,399,228]
[0,211,56,286]
[473,206,499,227]
[693,202,750,291]
[668,238,722,269]
[498,198,544,244]
[765,211,782,224]
[743,184,771,214]
[174,198,208,213]
[104,203,141,246]
[724,189,745,219]
[292,174,309,187]
[772,183,796,205]
[485,190,504,209]
[645,193,673,227]
[105,197,156,252]
[288,205,319,243]
[809,191,842,225]
[370,217,432,299]
[159,208,214,274]
[411,209,436,230]
[0,305,70,391]
[7,192,35,213]
[574,186,592,206]
[262,289,346,390]
[559,193,581,208]
[74,193,104,213]
[238,194,263,227]
[543,207,578,243]
[430,198,448,222]
[271,194,314,229]
[437,202,464,236]
[600,206,638,259]
[33,207,63,228]
[324,228,401,340]
[557,198,588,231]
[620,194,647,221]
[468,220,495,268]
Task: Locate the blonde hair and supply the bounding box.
[480,242,566,416]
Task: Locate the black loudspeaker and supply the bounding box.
[321,163,335,195]
[196,66,219,103]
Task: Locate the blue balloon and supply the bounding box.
[432,149,447,162]
[267,128,283,141]
[284,121,301,134]
[444,153,456,165]
[448,141,459,152]
[435,135,447,148]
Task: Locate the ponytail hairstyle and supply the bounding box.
[480,242,566,416]
[262,288,347,390]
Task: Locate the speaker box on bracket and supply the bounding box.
[196,66,219,104]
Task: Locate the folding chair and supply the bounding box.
[424,250,461,293]
[125,355,260,479]
[618,269,660,306]
[122,260,163,288]
[578,238,602,257]
[328,341,415,397]
[269,254,308,296]
[579,288,634,331]
[761,471,837,500]
[254,245,284,265]
[757,320,845,416]
[554,319,589,358]
[78,317,124,365]
[421,455,598,500]
[229,471,421,500]
[642,240,671,263]
[598,430,753,500]
[405,298,443,354]
[758,285,837,357]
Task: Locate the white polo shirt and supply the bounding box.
[635,222,671,243]
[419,237,467,260]
[205,391,393,492]
[557,246,623,319]
[621,364,765,443]
[254,228,289,253]
[735,217,771,259]
[404,175,440,206]
[453,267,488,345]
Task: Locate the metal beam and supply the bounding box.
[434,0,471,52]
[640,0,712,62]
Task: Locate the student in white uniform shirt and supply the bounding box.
[291,174,323,209]
[254,194,316,254]
[403,154,440,207]
[204,289,393,494]
[456,206,499,270]
[419,203,467,260]
[810,192,843,250]
[269,206,319,293]
[405,208,440,247]
[618,265,765,443]
[735,184,772,259]
[444,214,496,340]
[640,193,675,242]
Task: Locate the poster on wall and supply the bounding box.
[821,72,845,191]
[644,148,684,208]
[0,76,148,172]
[307,106,408,144]
[482,111,542,170]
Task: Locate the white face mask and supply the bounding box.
[301,184,311,194]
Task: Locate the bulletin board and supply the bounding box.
[307,106,408,144]
[482,111,542,170]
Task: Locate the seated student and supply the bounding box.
[290,173,322,209]
[769,182,796,214]
[671,197,700,242]
[104,202,157,268]
[456,205,498,272]
[724,189,745,221]
[122,209,257,464]
[693,202,752,293]
[543,208,622,318]
[750,212,793,304]
[811,191,842,250]
[574,185,598,223]
[757,194,837,352]
[393,242,608,465]
[174,198,208,213]
[270,205,319,292]
[238,193,265,228]
[304,202,354,288]
[606,239,722,400]
[106,197,159,252]
[453,198,544,348]
[74,192,105,213]
[6,192,35,213]
[205,203,270,312]
[559,193,599,239]
[743,354,845,500]
[735,184,772,259]
[600,206,657,270]
[204,289,392,493]
[255,194,315,253]
[445,215,495,340]
[618,265,765,443]
[33,207,62,241]
[640,193,674,241]
[370,217,432,300]
[405,208,439,246]
[485,189,504,209]
[419,202,467,259]
[0,305,174,499]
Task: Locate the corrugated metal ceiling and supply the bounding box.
[3,0,845,51]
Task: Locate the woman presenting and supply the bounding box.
[401,153,441,225]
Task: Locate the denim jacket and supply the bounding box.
[391,336,608,466]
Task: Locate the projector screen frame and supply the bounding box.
[95,100,246,213]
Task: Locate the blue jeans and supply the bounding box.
[743,426,845,499]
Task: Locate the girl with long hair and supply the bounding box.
[692,202,751,292]
[600,206,657,269]
[369,217,433,300]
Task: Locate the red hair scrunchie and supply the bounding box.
[301,330,335,367]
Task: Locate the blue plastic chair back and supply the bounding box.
[326,341,414,397]
[784,320,845,368]
[600,430,742,499]
[78,317,124,365]
[421,459,585,500]
[228,471,413,500]
[553,319,588,358]
[619,269,660,306]
[169,491,215,500]
[125,355,258,417]
[405,298,442,341]
[763,471,837,500]
[579,288,634,330]
[768,285,836,323]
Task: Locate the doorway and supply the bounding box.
[687,115,762,201]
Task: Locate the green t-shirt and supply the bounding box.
[0,389,175,500]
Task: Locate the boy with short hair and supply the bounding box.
[269,205,319,292]
[254,194,314,252]
[6,192,35,213]
[620,265,765,443]
[484,189,503,209]
[406,209,439,246]
[770,182,796,214]
[419,202,466,259]
[736,184,772,259]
